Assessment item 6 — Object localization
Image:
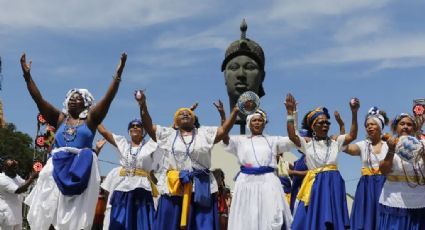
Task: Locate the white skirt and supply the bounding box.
[228,172,292,230]
[24,153,100,230]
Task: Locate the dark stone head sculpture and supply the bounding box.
[222,19,266,126]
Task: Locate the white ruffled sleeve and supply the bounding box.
[222,135,240,155]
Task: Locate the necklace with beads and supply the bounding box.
[124,139,145,176]
[250,135,273,167]
[62,116,81,144]
[312,136,331,166]
[172,129,196,168]
[366,139,382,174]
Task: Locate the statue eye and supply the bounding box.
[227,63,240,71]
[245,62,258,70]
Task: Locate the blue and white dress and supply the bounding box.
[292,135,349,230]
[350,140,387,230]
[153,125,220,230]
[223,135,293,230]
[25,123,100,230]
[108,134,158,230]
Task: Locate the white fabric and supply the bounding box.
[355,140,388,168]
[298,135,346,169]
[0,173,25,227]
[24,152,100,230]
[100,167,121,230]
[155,125,218,195]
[223,135,293,230]
[379,140,425,208]
[112,134,158,192]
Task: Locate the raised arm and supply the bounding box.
[87,53,127,131]
[20,53,62,128]
[343,98,359,146]
[285,93,301,148]
[213,99,230,144]
[214,106,239,144]
[97,124,116,147]
[15,172,38,194]
[379,136,397,175]
[136,90,157,142]
[334,110,346,135]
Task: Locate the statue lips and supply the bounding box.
[235,83,248,92]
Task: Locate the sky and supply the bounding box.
[1,0,425,195]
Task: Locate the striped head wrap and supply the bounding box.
[391,113,416,134]
[364,106,385,131]
[246,109,268,133]
[305,107,330,129]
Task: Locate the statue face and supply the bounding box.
[224,55,263,99]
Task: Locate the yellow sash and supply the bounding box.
[118,167,159,197]
[296,165,337,206]
[361,167,382,176]
[386,175,425,184]
[167,170,193,228]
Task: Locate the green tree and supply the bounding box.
[0,123,35,178]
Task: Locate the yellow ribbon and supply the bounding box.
[386,175,425,184]
[166,170,193,228]
[361,167,382,176]
[119,167,159,197]
[296,165,337,206]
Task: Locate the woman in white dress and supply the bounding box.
[21,53,127,230]
[223,109,293,230]
[138,91,239,230]
[378,113,425,229]
[97,114,158,229]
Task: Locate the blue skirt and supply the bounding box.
[292,171,349,230]
[109,188,155,230]
[377,204,425,230]
[153,193,219,230]
[350,175,385,230]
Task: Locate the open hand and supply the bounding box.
[115,52,127,77]
[285,93,297,113]
[213,100,224,113]
[20,53,32,77]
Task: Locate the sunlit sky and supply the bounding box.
[1,0,425,194]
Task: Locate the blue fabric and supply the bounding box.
[279,176,292,194]
[240,166,275,175]
[179,169,211,208]
[350,175,386,230]
[54,123,95,149]
[153,193,219,230]
[52,148,93,196]
[290,156,308,213]
[292,171,349,230]
[377,205,425,230]
[109,188,155,230]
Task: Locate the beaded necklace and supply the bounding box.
[311,136,331,166]
[250,135,273,167]
[62,116,81,144]
[172,129,196,168]
[124,139,145,176]
[366,139,382,174]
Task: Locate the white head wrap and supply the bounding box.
[246,109,267,134]
[62,88,95,119]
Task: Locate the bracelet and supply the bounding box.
[287,115,294,123]
[387,150,395,155]
[113,74,121,82]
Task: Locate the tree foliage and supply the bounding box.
[0,123,35,178]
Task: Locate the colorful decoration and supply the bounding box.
[33,161,43,172]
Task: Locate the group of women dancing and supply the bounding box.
[18,53,425,230]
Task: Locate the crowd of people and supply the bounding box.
[0,21,424,230]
